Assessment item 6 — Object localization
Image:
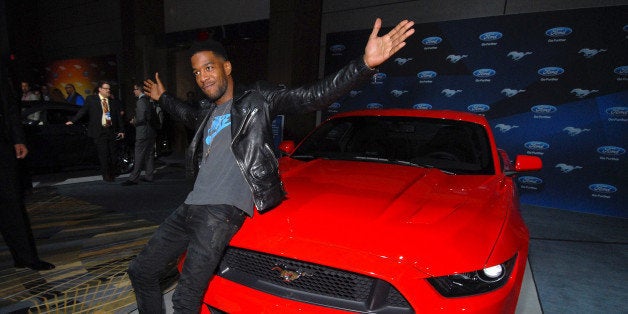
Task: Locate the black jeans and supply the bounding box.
[128,203,246,313]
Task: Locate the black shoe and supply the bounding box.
[15,260,56,271]
[121,180,138,186]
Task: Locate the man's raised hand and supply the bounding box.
[143,72,166,101]
[363,18,415,69]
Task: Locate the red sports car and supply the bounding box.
[184,109,542,313]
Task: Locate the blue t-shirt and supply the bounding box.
[184,100,255,215]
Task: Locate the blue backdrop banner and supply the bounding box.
[323,6,627,218]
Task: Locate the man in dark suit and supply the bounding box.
[121,83,156,185]
[1,78,55,271]
[66,81,124,181]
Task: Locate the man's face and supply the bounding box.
[191,51,231,104]
[99,84,111,98]
[65,85,75,95]
[21,82,29,93]
[133,85,142,98]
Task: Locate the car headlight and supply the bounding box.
[427,254,517,297]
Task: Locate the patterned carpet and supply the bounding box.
[0,187,175,313]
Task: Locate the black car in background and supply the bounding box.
[20,101,133,174]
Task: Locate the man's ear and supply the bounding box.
[224,61,232,76]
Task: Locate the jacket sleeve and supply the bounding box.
[70,99,90,123]
[264,56,376,116]
[134,97,149,126]
[3,94,26,144]
[158,92,200,129]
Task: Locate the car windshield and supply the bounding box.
[291,115,494,175]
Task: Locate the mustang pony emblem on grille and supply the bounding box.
[271,265,311,283]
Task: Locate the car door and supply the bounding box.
[44,107,97,170]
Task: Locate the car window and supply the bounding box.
[25,110,44,125]
[293,116,494,175]
[48,109,77,125]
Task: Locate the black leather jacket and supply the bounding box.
[158,56,375,212]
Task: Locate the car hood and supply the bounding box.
[231,159,508,277]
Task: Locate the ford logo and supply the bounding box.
[596,146,626,156]
[524,141,550,150]
[366,103,383,109]
[473,68,496,78]
[545,27,573,37]
[588,184,618,194]
[531,105,558,114]
[413,103,432,110]
[538,67,565,77]
[422,36,442,46]
[518,176,543,185]
[623,25,628,32]
[479,31,503,41]
[614,66,628,76]
[467,104,490,113]
[329,44,346,54]
[328,102,341,110]
[417,71,437,79]
[372,72,387,83]
[605,107,628,116]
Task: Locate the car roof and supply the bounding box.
[327,109,490,128]
[21,101,81,115]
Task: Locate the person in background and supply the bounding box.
[122,83,156,185]
[20,81,40,102]
[66,81,124,182]
[127,18,415,313]
[1,78,55,271]
[40,85,51,101]
[65,84,85,106]
[50,88,67,102]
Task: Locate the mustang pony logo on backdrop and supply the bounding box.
[441,89,462,97]
[446,54,468,63]
[394,57,413,65]
[494,124,519,132]
[391,90,409,97]
[507,51,533,61]
[578,48,607,58]
[555,163,583,173]
[563,127,591,136]
[501,88,526,97]
[570,88,599,98]
[495,123,519,133]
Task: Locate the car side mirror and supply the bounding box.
[279,140,296,155]
[505,155,542,176]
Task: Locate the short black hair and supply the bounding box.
[187,40,229,61]
[96,80,110,89]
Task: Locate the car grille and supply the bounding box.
[217,247,413,313]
